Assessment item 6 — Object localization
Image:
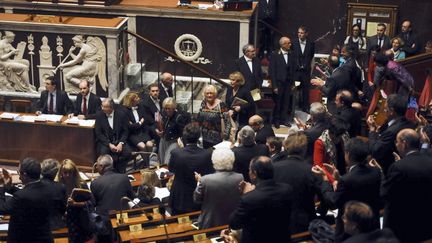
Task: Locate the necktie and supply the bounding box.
[378,38,382,47]
[49,93,54,114]
[82,97,87,115]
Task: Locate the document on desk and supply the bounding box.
[155,187,170,200]
[65,117,80,125]
[18,115,37,123]
[0,112,20,120]
[39,114,63,122]
[0,224,8,231]
[78,119,95,127]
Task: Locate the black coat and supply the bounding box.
[37,89,73,115]
[257,0,278,21]
[73,92,101,119]
[368,117,415,174]
[232,144,269,182]
[304,120,330,164]
[95,109,129,147]
[320,164,382,242]
[0,181,57,243]
[90,170,133,216]
[255,124,275,145]
[367,35,391,53]
[291,38,315,74]
[382,151,432,243]
[41,178,68,230]
[335,106,362,137]
[273,156,321,234]
[168,145,214,215]
[230,179,293,243]
[158,83,173,104]
[235,56,264,90]
[141,94,161,124]
[226,85,256,126]
[268,50,295,89]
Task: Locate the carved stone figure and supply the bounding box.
[59,35,107,94]
[0,31,36,92]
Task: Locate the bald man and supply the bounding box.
[382,128,432,243]
[269,37,295,128]
[249,115,275,144]
[397,20,419,57]
[159,72,174,103]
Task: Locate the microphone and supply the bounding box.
[119,196,132,225]
[159,202,170,243]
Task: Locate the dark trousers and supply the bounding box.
[98,144,132,173]
[257,19,276,59]
[272,83,292,124]
[296,70,311,112]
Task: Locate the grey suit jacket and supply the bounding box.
[193,171,243,229]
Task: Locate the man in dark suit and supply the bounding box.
[273,132,321,234]
[229,156,293,243]
[266,136,287,163]
[334,90,362,137]
[397,20,420,57]
[382,129,432,243]
[292,26,315,112]
[95,98,131,173]
[169,123,214,215]
[342,201,399,243]
[313,138,382,242]
[269,36,295,128]
[40,158,67,230]
[367,23,391,54]
[159,72,174,104]
[367,94,416,174]
[248,115,275,145]
[142,82,162,119]
[257,0,278,59]
[0,157,57,243]
[36,76,73,115]
[232,126,269,182]
[91,155,133,216]
[296,102,330,164]
[235,44,263,91]
[70,80,101,120]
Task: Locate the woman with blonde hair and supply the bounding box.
[197,85,232,148]
[56,159,88,196]
[121,91,154,152]
[226,71,256,127]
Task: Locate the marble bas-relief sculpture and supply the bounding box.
[58,35,108,94]
[0,31,37,93]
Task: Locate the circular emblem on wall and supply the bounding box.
[174,34,203,61]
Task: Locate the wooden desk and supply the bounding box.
[119,222,196,242]
[0,113,96,166]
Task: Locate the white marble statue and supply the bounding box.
[0,31,36,92]
[59,35,107,94]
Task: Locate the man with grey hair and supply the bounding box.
[40,158,67,229]
[235,44,263,91]
[295,102,330,164]
[232,126,269,181]
[159,72,174,103]
[95,98,131,173]
[193,148,243,229]
[90,154,133,216]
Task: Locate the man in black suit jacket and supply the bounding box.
[297,102,330,164]
[292,26,315,112]
[36,76,73,115]
[141,83,162,144]
[382,129,432,243]
[235,44,264,91]
[397,20,420,57]
[248,115,275,144]
[159,72,174,104]
[334,90,362,137]
[0,158,57,243]
[257,0,278,59]
[367,23,391,54]
[273,132,321,234]
[229,156,293,243]
[232,126,269,182]
[367,94,416,174]
[70,80,101,120]
[313,138,382,242]
[269,36,295,127]
[95,98,131,173]
[91,155,133,216]
[169,124,214,215]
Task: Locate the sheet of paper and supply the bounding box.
[65,117,80,125]
[0,224,8,230]
[155,187,170,200]
[0,112,20,120]
[19,115,37,123]
[39,114,63,122]
[79,119,95,127]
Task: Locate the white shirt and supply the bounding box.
[107,111,114,129]
[244,56,253,72]
[151,96,161,111]
[132,107,139,123]
[281,49,289,64]
[299,39,306,54]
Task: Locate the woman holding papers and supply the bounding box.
[197,85,232,148]
[226,71,256,127]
